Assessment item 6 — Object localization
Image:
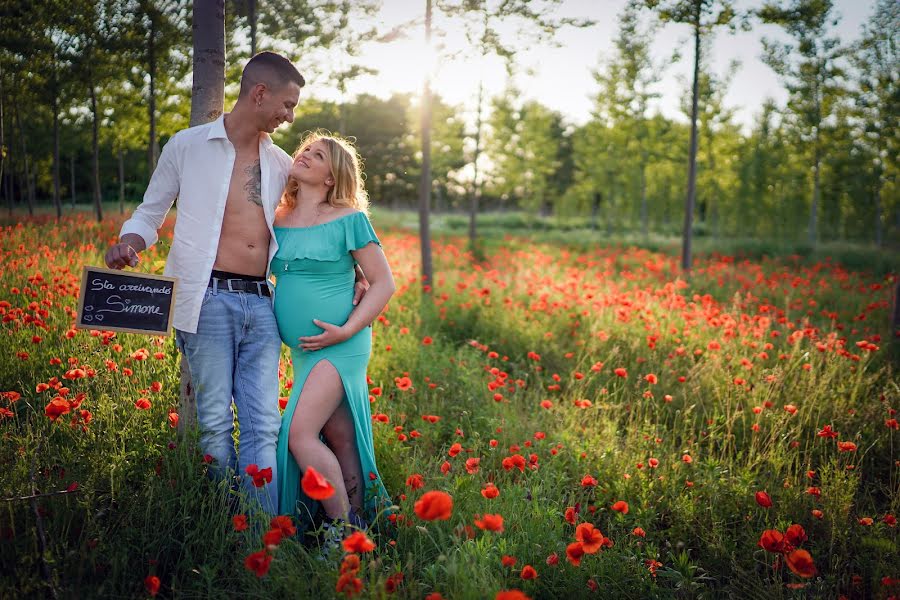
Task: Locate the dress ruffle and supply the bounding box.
[272,211,380,263]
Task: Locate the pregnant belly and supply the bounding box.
[273,274,356,347]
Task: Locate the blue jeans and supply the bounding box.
[175,286,282,515]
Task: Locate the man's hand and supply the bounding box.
[104,234,146,269]
[352,265,370,306]
[298,320,351,351]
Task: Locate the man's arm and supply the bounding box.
[105,134,182,269]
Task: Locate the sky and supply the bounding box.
[324,0,877,133]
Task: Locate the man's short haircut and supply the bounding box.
[239,52,305,97]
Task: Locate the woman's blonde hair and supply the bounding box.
[280,130,369,213]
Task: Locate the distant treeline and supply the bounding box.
[0,0,896,244]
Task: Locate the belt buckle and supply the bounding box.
[226,278,238,292]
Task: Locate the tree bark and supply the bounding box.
[89,83,103,222]
[181,0,226,436]
[13,97,33,216]
[118,147,125,214]
[249,0,257,56]
[190,0,226,127]
[148,13,159,173]
[891,280,900,338]
[681,18,701,273]
[417,0,434,292]
[0,65,6,216]
[468,78,484,247]
[52,73,61,219]
[640,152,648,239]
[70,154,76,208]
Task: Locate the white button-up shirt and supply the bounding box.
[120,114,293,333]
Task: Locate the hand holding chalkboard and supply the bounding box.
[76,266,177,336]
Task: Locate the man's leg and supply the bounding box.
[176,290,238,480]
[232,292,283,515]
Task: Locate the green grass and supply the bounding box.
[0,211,897,599]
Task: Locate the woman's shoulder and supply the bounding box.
[322,207,363,224]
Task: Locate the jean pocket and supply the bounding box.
[200,288,215,308]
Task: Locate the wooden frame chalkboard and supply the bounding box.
[76,266,178,336]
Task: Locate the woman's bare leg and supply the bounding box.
[322,402,363,514]
[287,360,349,520]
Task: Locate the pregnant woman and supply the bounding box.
[272,132,395,538]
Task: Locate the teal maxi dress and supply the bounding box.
[271,211,391,527]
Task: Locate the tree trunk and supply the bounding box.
[70,154,76,208]
[89,83,103,222]
[190,0,226,127]
[873,182,883,246]
[809,131,819,246]
[14,98,33,216]
[148,15,159,173]
[468,78,484,247]
[249,0,257,56]
[640,155,648,239]
[591,191,601,231]
[891,280,900,338]
[118,147,125,214]
[181,0,226,436]
[52,79,61,219]
[0,65,6,215]
[417,0,434,292]
[681,19,701,273]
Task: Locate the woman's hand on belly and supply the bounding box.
[298,319,351,351]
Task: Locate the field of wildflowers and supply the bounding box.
[1,213,897,599]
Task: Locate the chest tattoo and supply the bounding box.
[244,160,262,206]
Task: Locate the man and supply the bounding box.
[105,52,364,515]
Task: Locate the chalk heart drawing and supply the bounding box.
[96,315,104,322]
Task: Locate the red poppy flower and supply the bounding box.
[144,575,160,596]
[263,528,283,549]
[301,466,334,499]
[395,376,412,390]
[244,549,273,577]
[406,474,425,489]
[501,554,517,567]
[481,483,500,499]
[340,553,361,575]
[565,542,585,566]
[757,529,786,553]
[448,443,462,457]
[270,515,296,537]
[837,441,857,452]
[754,491,772,508]
[520,565,538,580]
[465,458,481,474]
[575,522,606,553]
[611,501,629,515]
[232,514,249,532]
[244,464,273,488]
[414,490,453,521]
[343,531,376,553]
[44,397,70,421]
[632,527,646,537]
[581,474,597,487]
[546,552,559,566]
[336,572,363,596]
[614,367,628,378]
[784,524,806,546]
[785,549,817,578]
[135,398,151,410]
[495,591,531,600]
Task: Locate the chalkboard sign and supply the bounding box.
[76,266,178,336]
